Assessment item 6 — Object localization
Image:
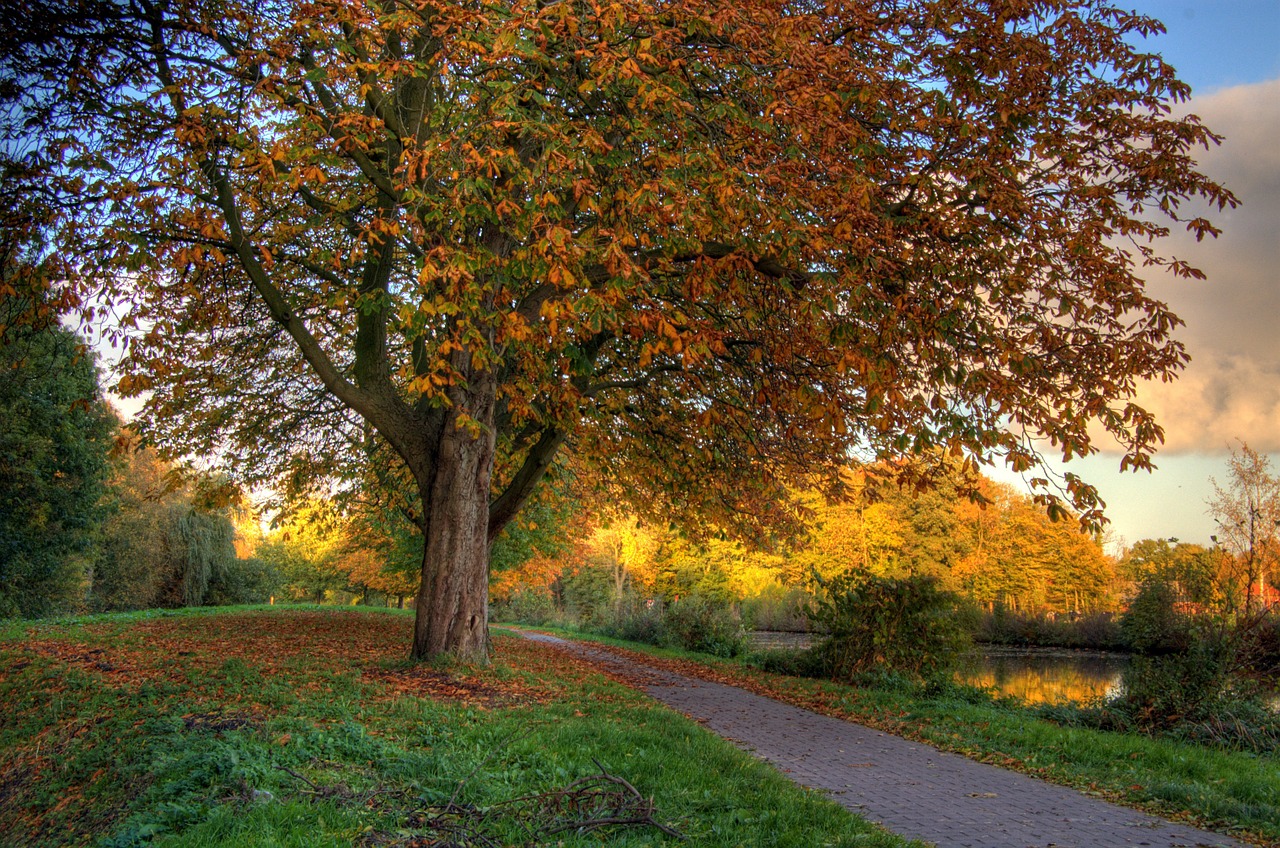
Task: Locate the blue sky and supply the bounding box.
[989,1,1280,550]
[1125,0,1280,92]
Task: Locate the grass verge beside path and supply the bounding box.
[511,627,1280,847]
[0,606,917,848]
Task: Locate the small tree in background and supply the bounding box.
[1209,443,1280,614]
[93,439,272,610]
[331,508,422,607]
[257,500,350,604]
[93,433,183,610]
[154,505,238,607]
[1119,538,1219,609]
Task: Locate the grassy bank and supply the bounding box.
[517,626,1279,846]
[0,606,915,847]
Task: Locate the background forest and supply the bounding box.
[6,313,1275,659]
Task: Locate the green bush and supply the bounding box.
[582,593,747,658]
[600,598,669,647]
[1118,636,1238,729]
[662,597,747,658]
[1120,578,1192,654]
[1173,697,1280,751]
[1036,614,1280,751]
[744,647,828,678]
[1238,612,1280,676]
[808,573,975,684]
[492,587,560,626]
[740,584,812,632]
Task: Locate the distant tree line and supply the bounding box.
[5,304,1274,636]
[489,463,1120,633]
[491,449,1278,643]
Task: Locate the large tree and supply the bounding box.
[2,0,1234,658]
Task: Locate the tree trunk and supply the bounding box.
[411,388,496,663]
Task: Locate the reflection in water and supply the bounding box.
[749,633,1131,704]
[749,633,1279,710]
[956,647,1128,705]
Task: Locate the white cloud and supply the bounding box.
[1137,353,1280,453]
[1115,79,1280,455]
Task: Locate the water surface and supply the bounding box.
[750,632,1277,709]
[955,646,1128,704]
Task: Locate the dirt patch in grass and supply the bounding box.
[181,710,264,733]
[364,635,642,709]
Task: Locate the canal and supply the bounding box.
[749,632,1277,708]
[955,645,1127,704]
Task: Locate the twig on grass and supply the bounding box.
[288,757,684,845]
[488,760,685,840]
[275,764,319,792]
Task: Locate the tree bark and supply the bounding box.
[411,376,496,662]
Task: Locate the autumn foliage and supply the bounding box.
[1,0,1235,657]
[495,465,1120,631]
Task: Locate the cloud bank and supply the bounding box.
[1123,79,1280,454]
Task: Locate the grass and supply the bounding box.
[514,625,1280,846]
[0,605,917,847]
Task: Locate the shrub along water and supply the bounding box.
[660,597,748,658]
[807,574,976,685]
[971,607,1280,753]
[1032,577,1280,752]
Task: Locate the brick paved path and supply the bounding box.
[517,631,1248,848]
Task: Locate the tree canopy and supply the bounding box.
[1,0,1235,657]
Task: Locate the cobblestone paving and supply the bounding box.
[517,631,1248,848]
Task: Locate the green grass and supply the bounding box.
[0,606,917,847]
[516,625,1280,845]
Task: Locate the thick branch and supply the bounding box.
[145,13,423,468]
[488,426,567,541]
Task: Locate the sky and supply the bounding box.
[988,1,1280,550]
